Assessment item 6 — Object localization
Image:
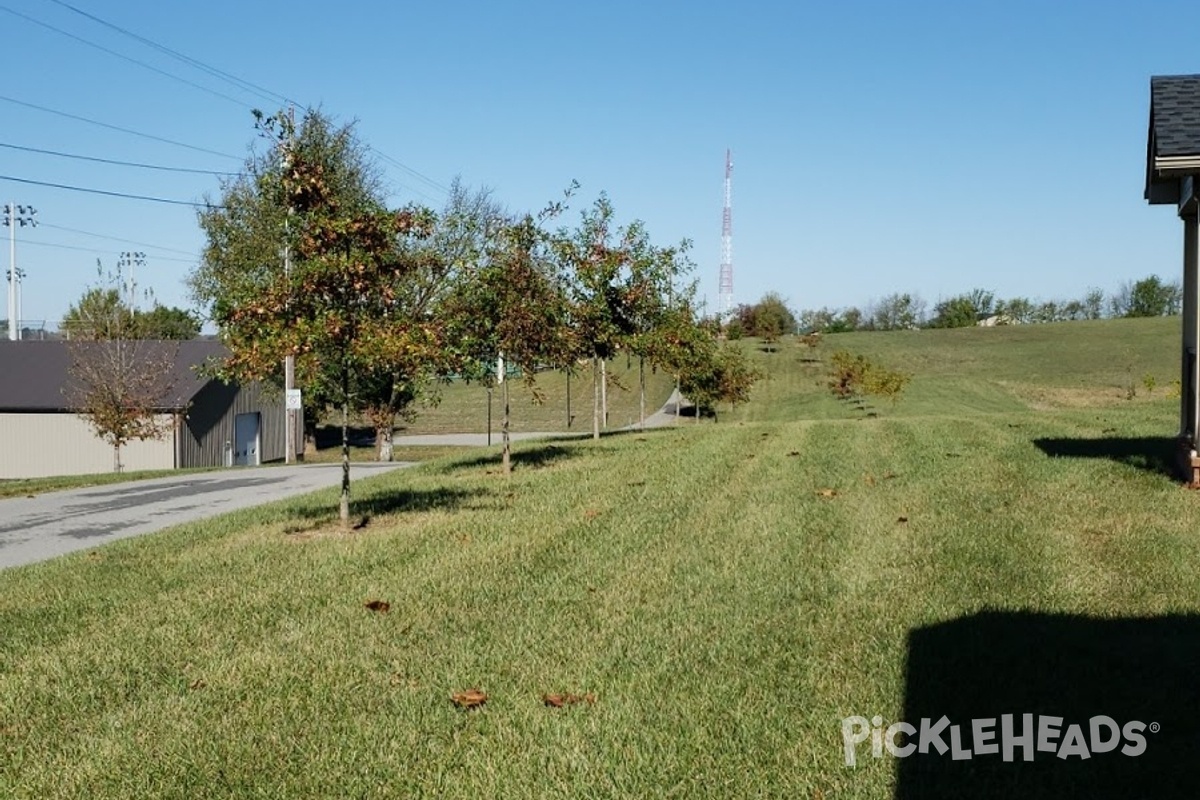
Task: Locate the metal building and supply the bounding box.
[0,340,292,479]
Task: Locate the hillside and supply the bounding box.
[1,316,1196,798]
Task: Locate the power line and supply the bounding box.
[20,238,197,264]
[39,222,199,256]
[369,147,450,197]
[0,4,254,110]
[28,2,451,211]
[43,0,297,109]
[0,94,241,161]
[0,142,239,176]
[0,173,221,208]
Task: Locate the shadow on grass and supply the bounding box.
[893,610,1200,799]
[1032,436,1176,480]
[285,485,487,527]
[441,442,587,473]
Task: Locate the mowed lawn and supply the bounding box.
[2,318,1200,798]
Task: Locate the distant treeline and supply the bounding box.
[726,276,1182,337]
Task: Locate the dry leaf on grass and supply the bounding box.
[897,516,909,524]
[188,678,206,690]
[787,451,800,457]
[364,600,391,613]
[543,692,596,708]
[583,509,600,520]
[883,472,898,480]
[816,488,838,498]
[864,474,876,486]
[451,688,488,709]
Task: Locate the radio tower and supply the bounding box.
[718,148,734,318]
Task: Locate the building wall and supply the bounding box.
[178,380,288,468]
[0,412,175,479]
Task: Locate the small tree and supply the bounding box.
[62,263,178,471]
[195,108,440,527]
[443,204,575,475]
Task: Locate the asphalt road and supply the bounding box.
[0,462,412,570]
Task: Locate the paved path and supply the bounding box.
[0,462,412,570]
[392,389,693,447]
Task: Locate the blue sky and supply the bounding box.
[1,0,1197,329]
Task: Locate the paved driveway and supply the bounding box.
[0,462,412,570]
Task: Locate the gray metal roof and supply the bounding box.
[1150,75,1200,158]
[0,340,232,412]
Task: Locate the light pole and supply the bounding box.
[118,251,146,321]
[4,204,36,341]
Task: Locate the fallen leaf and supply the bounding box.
[25,494,35,499]
[897,516,909,524]
[364,600,391,613]
[451,688,488,709]
[816,488,838,498]
[864,474,876,486]
[883,472,898,480]
[787,451,800,457]
[583,509,600,520]
[188,678,207,690]
[627,480,645,487]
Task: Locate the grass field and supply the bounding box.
[2,317,1198,798]
[386,358,676,435]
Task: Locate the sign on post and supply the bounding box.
[286,389,303,410]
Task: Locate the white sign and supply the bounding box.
[496,354,505,384]
[286,389,302,410]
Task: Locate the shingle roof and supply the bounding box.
[1150,75,1200,158]
[0,340,230,411]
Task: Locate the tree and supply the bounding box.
[1123,277,1180,316]
[135,304,201,339]
[753,291,796,350]
[62,264,178,471]
[443,206,574,474]
[555,194,660,440]
[928,296,977,329]
[1083,287,1105,320]
[62,288,201,340]
[193,108,440,527]
[871,292,925,330]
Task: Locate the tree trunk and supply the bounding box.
[487,385,493,447]
[592,356,600,441]
[377,426,393,462]
[340,368,350,528]
[639,357,645,429]
[566,370,571,428]
[601,358,608,430]
[502,370,511,475]
[113,444,122,473]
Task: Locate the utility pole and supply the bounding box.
[4,203,36,341]
[283,105,298,464]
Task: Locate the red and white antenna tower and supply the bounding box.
[718,148,733,317]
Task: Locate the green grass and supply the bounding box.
[340,359,676,436]
[0,467,220,499]
[2,317,1197,798]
